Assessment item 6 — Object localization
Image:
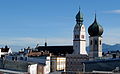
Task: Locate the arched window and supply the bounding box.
[95,40,98,45]
[20,57,23,60]
[90,40,92,45]
[77,35,79,38]
[12,57,14,60]
[74,35,79,38]
[74,35,76,38]
[100,40,101,45]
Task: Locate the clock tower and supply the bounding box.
[73,10,87,55]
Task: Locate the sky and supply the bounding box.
[0,0,120,51]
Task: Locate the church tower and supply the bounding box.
[73,10,87,55]
[88,14,103,58]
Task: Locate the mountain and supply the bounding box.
[87,43,120,53]
[1,43,120,52]
[102,43,120,52]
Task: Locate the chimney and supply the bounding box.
[45,42,47,47]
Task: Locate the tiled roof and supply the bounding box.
[36,45,73,55]
[0,46,10,52]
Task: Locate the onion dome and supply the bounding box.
[88,14,103,36]
[76,10,83,24]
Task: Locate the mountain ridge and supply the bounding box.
[0,43,120,52]
[87,43,120,52]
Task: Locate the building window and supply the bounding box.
[75,35,77,38]
[75,35,79,38]
[90,40,92,45]
[20,57,23,60]
[82,27,84,29]
[15,57,17,61]
[25,57,27,61]
[77,35,79,38]
[95,40,98,45]
[12,57,14,60]
[75,35,76,38]
[100,40,101,45]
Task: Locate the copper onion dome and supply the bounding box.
[76,10,83,24]
[88,14,103,36]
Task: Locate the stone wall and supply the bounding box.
[66,54,89,72]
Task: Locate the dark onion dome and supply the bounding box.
[76,10,83,23]
[88,15,103,36]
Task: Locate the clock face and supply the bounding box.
[82,27,84,29]
[81,35,84,39]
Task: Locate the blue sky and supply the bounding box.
[0,0,120,50]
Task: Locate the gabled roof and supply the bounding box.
[1,46,10,52]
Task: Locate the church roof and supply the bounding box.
[88,14,103,36]
[36,46,73,56]
[76,9,83,24]
[1,46,10,52]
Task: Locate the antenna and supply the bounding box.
[45,38,47,47]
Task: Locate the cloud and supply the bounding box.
[104,9,120,14]
[103,37,120,45]
[103,28,120,45]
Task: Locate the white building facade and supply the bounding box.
[0,46,12,58]
[50,56,66,72]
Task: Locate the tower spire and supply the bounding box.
[95,12,97,22]
[45,38,47,47]
[75,7,83,24]
[79,6,80,11]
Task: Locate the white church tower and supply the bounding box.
[73,10,87,55]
